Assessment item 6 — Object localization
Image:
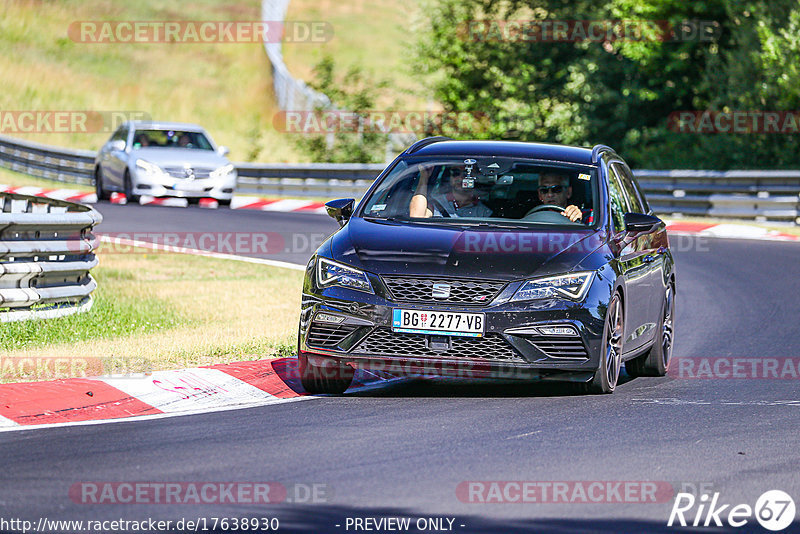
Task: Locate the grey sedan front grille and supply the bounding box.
[381,276,506,305]
[353,328,526,363]
[162,166,214,179]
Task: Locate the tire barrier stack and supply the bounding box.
[0,192,102,322]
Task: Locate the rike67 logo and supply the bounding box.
[668,490,796,531]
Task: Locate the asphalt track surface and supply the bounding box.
[2,203,799,533]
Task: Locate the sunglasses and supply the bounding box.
[538,185,565,194]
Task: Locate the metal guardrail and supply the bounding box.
[1,133,798,223]
[0,192,102,322]
[636,170,800,223]
[0,134,95,186]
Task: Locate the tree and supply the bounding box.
[416,0,800,168]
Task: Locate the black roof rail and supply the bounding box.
[404,136,452,154]
[591,144,615,163]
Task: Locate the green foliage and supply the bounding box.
[416,0,800,169]
[294,56,390,163]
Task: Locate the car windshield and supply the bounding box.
[360,157,599,227]
[132,129,214,150]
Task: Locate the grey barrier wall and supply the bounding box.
[0,192,102,322]
[1,133,798,223]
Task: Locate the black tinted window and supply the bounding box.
[611,163,646,214]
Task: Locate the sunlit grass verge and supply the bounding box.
[1,246,304,382]
[0,166,94,191]
[0,293,180,352]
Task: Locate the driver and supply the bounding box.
[409,164,492,218]
[538,172,582,222]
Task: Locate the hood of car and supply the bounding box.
[330,217,606,281]
[131,148,229,169]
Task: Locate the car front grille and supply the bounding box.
[524,335,589,359]
[353,328,526,363]
[163,166,215,179]
[381,276,506,306]
[306,322,359,349]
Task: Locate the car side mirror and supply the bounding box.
[325,198,355,228]
[624,212,662,234]
[110,139,126,151]
[217,146,230,157]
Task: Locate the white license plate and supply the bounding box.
[175,180,206,192]
[392,309,484,337]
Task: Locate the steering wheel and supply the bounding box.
[523,204,567,218]
[429,198,451,218]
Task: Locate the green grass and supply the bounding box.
[1,245,305,382]
[0,0,300,162]
[0,292,183,352]
[0,166,94,191]
[278,0,430,110]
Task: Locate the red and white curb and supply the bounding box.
[0,358,396,432]
[0,184,328,214]
[664,220,800,243]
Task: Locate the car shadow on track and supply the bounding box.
[271,357,637,399]
[345,374,637,399]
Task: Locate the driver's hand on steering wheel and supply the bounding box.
[562,204,582,222]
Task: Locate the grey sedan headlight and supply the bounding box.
[209,163,235,179]
[136,159,164,176]
[316,257,374,294]
[510,272,594,302]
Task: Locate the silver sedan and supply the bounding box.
[94,121,237,205]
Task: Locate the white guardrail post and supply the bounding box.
[0,192,102,322]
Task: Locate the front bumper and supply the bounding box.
[132,170,236,200]
[299,271,610,382]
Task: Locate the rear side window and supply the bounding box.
[606,164,628,233]
[611,162,648,214]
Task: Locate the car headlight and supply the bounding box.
[510,272,594,302]
[209,163,235,179]
[136,159,164,176]
[316,257,373,294]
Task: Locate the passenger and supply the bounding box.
[409,164,492,218]
[538,172,582,222]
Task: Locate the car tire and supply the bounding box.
[124,171,140,204]
[586,291,624,394]
[625,283,674,377]
[298,349,354,395]
[94,166,110,201]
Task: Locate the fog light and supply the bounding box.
[537,325,578,336]
[316,313,345,324]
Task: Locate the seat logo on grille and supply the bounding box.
[432,283,451,299]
